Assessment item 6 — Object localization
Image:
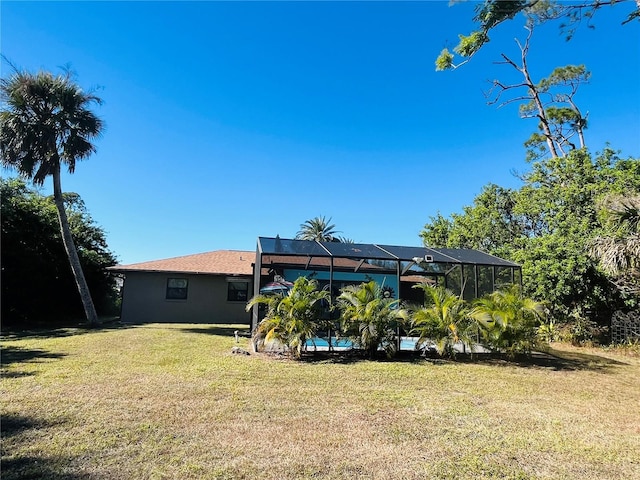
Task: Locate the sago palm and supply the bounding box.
[337,281,407,358]
[1,68,104,325]
[409,284,471,358]
[246,276,330,358]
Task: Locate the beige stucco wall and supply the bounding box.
[119,272,252,324]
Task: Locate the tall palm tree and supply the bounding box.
[1,68,104,325]
[246,276,330,358]
[469,285,545,356]
[295,216,339,242]
[337,281,407,358]
[409,284,471,358]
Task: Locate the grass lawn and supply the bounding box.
[2,323,639,479]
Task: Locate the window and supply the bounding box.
[227,281,248,302]
[166,278,188,300]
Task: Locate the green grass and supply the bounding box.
[2,323,639,479]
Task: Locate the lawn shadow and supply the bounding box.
[297,350,372,364]
[1,413,53,438]
[295,348,440,365]
[1,345,66,375]
[288,347,629,371]
[1,318,132,341]
[179,325,251,337]
[0,457,87,480]
[1,413,92,480]
[447,348,629,372]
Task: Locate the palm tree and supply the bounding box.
[469,285,545,356]
[246,276,330,358]
[337,281,407,358]
[335,236,354,244]
[295,216,339,242]
[590,195,640,296]
[1,68,104,325]
[409,284,471,358]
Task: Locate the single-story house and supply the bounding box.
[110,250,255,324]
[110,237,521,328]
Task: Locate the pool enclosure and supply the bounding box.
[251,236,521,331]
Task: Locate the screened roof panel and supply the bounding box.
[436,248,519,267]
[257,238,519,267]
[377,245,460,264]
[320,241,396,260]
[258,237,331,257]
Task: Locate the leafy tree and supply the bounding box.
[1,178,118,324]
[419,212,453,249]
[246,276,330,358]
[295,216,340,242]
[420,148,640,328]
[436,2,636,161]
[337,281,408,358]
[436,0,639,71]
[421,184,521,260]
[1,68,104,325]
[467,24,590,160]
[409,284,471,358]
[470,284,545,356]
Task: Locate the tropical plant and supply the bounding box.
[409,284,472,358]
[1,67,104,325]
[590,195,640,298]
[537,318,560,343]
[335,236,354,244]
[246,276,330,358]
[337,281,407,358]
[295,216,339,242]
[470,284,545,356]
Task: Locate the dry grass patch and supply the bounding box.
[2,323,639,479]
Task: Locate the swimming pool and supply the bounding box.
[305,337,424,351]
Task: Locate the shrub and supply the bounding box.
[246,277,330,358]
[469,285,545,357]
[337,281,408,358]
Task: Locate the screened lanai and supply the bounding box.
[251,236,521,330]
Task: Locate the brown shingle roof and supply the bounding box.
[110,250,255,276]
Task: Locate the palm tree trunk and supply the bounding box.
[52,165,99,326]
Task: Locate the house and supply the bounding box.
[111,237,521,328]
[110,250,255,324]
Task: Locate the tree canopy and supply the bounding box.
[1,178,119,325]
[436,0,639,71]
[420,148,640,334]
[1,67,104,324]
[436,1,637,162]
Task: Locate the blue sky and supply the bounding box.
[2,1,639,265]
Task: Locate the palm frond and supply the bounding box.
[1,68,103,186]
[295,215,340,242]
